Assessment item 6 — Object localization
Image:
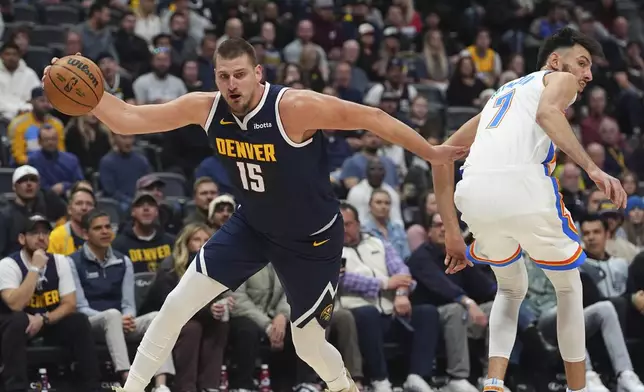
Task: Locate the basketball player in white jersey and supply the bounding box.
[431,28,628,392]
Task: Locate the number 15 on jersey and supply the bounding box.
[236,162,265,192]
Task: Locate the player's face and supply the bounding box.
[215,54,263,116]
[550,44,593,92]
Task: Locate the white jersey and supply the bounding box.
[463,70,571,176]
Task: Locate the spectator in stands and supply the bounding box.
[311,0,346,53]
[621,172,640,197]
[182,59,204,91]
[598,117,627,177]
[64,113,113,177]
[586,142,607,175]
[598,201,640,262]
[207,194,235,231]
[76,1,118,61]
[339,203,439,392]
[0,166,67,256]
[6,27,29,60]
[141,223,230,392]
[364,57,417,114]
[168,12,199,66]
[340,132,400,190]
[284,19,329,72]
[134,0,162,45]
[136,174,182,234]
[557,163,587,223]
[161,0,212,43]
[9,87,65,166]
[406,212,491,392]
[113,12,151,77]
[0,215,101,392]
[99,133,151,210]
[460,28,501,88]
[446,56,487,108]
[405,190,436,245]
[28,124,84,196]
[58,30,83,59]
[627,251,644,339]
[623,196,644,247]
[340,40,369,94]
[0,42,41,127]
[525,259,644,392]
[347,159,403,225]
[420,29,450,89]
[69,209,175,391]
[133,48,187,105]
[196,35,217,91]
[48,188,96,256]
[98,52,136,103]
[228,264,319,392]
[195,154,235,196]
[183,177,219,225]
[216,17,244,47]
[580,87,611,146]
[362,189,410,259]
[356,23,380,81]
[111,192,174,273]
[333,61,363,103]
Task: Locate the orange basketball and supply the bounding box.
[43,55,105,117]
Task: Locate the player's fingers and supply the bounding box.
[444,254,451,266]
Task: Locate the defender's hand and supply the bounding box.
[588,169,627,208]
[427,144,469,165]
[444,232,472,274]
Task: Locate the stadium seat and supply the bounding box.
[24,46,54,77]
[134,272,156,313]
[96,197,122,227]
[445,106,479,131]
[0,168,15,194]
[154,172,187,198]
[414,84,445,105]
[12,3,39,23]
[44,5,80,25]
[30,25,66,47]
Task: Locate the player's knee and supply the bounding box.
[291,320,326,359]
[544,268,582,294]
[493,264,528,300]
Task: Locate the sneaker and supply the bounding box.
[477,378,512,392]
[618,370,644,392]
[153,385,172,392]
[403,374,435,392]
[324,368,360,392]
[373,379,393,392]
[586,371,609,392]
[111,387,125,392]
[443,379,479,392]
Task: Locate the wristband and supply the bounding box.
[395,289,408,296]
[28,266,40,273]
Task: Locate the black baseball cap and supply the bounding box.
[132,191,158,207]
[21,214,53,234]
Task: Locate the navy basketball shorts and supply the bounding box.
[195,210,344,329]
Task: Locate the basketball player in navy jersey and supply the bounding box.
[44,39,466,392]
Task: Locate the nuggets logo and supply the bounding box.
[320,304,333,322]
[64,77,79,92]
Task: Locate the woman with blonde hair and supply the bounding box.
[421,30,449,88]
[64,113,112,176]
[141,223,231,392]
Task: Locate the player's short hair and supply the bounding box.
[536,27,604,68]
[216,38,258,66]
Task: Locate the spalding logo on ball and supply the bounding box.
[43,55,105,117]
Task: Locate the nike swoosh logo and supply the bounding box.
[313,239,330,247]
[220,119,234,125]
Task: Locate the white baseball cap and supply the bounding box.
[12,165,39,184]
[208,194,236,219]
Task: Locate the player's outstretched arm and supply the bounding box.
[537,72,599,174]
[278,89,468,165]
[92,92,215,135]
[537,72,627,207]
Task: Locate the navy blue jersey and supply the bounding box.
[204,83,338,237]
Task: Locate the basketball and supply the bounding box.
[43,55,105,117]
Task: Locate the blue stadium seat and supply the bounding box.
[154,172,187,198]
[12,3,39,23]
[134,272,156,313]
[30,25,66,46]
[43,5,80,25]
[96,197,122,227]
[445,106,479,131]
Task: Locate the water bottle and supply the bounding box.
[39,368,49,392]
[220,299,229,322]
[220,365,229,392]
[259,363,271,392]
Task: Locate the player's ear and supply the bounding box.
[549,52,561,71]
[255,64,263,80]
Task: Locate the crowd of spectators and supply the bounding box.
[1,0,644,391]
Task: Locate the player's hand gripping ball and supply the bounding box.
[43,55,105,116]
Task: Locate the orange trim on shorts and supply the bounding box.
[554,178,579,235]
[467,241,522,265]
[531,245,584,267]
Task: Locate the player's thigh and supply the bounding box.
[197,211,269,290]
[465,219,522,267]
[514,213,586,271]
[269,214,344,329]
